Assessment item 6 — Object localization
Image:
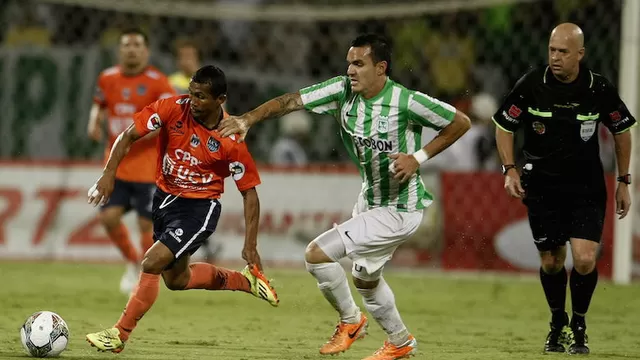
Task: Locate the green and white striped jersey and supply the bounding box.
[299,76,456,212]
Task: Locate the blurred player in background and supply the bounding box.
[87,27,176,295]
[85,65,278,353]
[220,34,470,360]
[169,38,201,94]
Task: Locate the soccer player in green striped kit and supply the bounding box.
[220,34,471,360]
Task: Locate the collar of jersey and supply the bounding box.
[359,77,393,103]
[543,63,592,88]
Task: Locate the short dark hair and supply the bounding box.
[351,34,392,75]
[192,65,227,97]
[119,27,149,46]
[174,37,202,61]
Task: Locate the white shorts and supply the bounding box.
[315,192,424,280]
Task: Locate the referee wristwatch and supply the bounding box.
[617,174,632,185]
[501,164,517,175]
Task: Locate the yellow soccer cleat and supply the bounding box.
[86,327,125,353]
[241,264,280,307]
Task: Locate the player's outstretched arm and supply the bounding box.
[88,124,143,207]
[240,187,263,270]
[219,92,304,140]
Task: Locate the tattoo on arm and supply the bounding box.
[264,93,304,119]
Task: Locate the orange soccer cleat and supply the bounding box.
[319,314,368,355]
[361,335,418,360]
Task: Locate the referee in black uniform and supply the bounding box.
[493,23,636,355]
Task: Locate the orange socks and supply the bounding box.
[112,264,250,342]
[107,223,139,264]
[140,231,154,254]
[185,263,250,292]
[115,273,160,342]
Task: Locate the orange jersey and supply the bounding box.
[94,65,176,183]
[132,95,261,199]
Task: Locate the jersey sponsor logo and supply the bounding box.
[501,111,519,124]
[190,134,201,148]
[114,103,136,115]
[532,121,546,135]
[377,116,389,133]
[162,151,214,187]
[168,229,182,243]
[146,113,162,130]
[229,161,245,181]
[352,135,393,152]
[207,137,220,152]
[508,105,522,118]
[609,111,622,122]
[580,121,597,141]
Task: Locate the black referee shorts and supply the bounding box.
[523,192,605,252]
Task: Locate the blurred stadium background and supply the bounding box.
[2,1,640,359]
[0,0,639,280]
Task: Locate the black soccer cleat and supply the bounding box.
[567,324,589,355]
[544,313,571,353]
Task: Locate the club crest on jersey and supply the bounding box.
[207,137,220,152]
[377,116,389,133]
[532,121,546,135]
[190,134,201,147]
[137,84,147,96]
[146,113,162,130]
[122,88,131,100]
[580,121,596,141]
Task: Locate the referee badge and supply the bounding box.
[580,121,596,141]
[532,121,546,135]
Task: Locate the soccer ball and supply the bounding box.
[20,311,69,358]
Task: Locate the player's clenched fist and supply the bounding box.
[87,173,116,207]
[389,153,419,183]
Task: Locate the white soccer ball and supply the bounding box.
[20,311,69,358]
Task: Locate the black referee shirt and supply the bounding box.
[493,64,636,192]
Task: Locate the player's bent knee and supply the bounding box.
[572,254,596,274]
[305,241,333,264]
[141,243,175,274]
[539,249,566,273]
[137,217,153,233]
[162,272,190,291]
[353,276,378,289]
[99,209,123,231]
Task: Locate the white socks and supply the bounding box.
[356,277,409,346]
[306,262,361,324]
